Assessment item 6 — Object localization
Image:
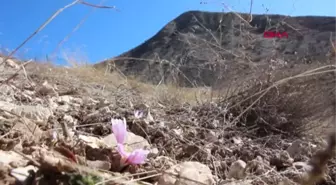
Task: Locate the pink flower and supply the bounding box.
[111,117,150,165]
[117,143,149,165]
[111,118,127,144]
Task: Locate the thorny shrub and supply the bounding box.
[223,68,335,138]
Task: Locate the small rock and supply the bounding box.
[82,97,99,106]
[23,90,35,96]
[205,130,217,142]
[10,165,37,183]
[63,115,77,127]
[77,134,107,148]
[286,140,302,158]
[158,121,165,128]
[86,160,111,171]
[36,81,58,96]
[48,98,58,109]
[57,95,73,104]
[5,59,20,69]
[149,148,159,157]
[158,161,215,185]
[209,119,219,129]
[227,160,247,180]
[270,151,294,170]
[99,106,111,114]
[83,106,111,123]
[144,110,154,123]
[232,137,243,145]
[56,104,71,112]
[0,101,52,121]
[103,132,150,150]
[152,156,176,169]
[14,92,33,102]
[72,97,83,105]
[293,161,312,171]
[172,129,183,136]
[0,150,28,167]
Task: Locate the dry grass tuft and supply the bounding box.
[223,65,336,138]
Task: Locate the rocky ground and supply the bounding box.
[0,54,335,185]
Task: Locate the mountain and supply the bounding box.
[95,11,336,87]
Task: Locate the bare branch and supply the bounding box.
[51,0,110,58]
[248,0,253,22]
[0,0,118,66]
[79,1,118,10]
[0,0,81,66]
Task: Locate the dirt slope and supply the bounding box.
[95,11,336,87]
[0,58,335,185]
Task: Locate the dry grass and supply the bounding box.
[222,64,336,138]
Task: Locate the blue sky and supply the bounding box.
[0,0,335,65]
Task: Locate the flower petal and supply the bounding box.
[126,149,150,164]
[116,143,129,158]
[111,118,127,144]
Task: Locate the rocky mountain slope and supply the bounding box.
[0,10,335,185]
[0,55,335,185]
[96,11,335,87]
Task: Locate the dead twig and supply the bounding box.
[13,149,41,167]
[51,0,118,58]
[79,1,118,10]
[0,0,117,67]
[0,0,81,66]
[0,59,32,87]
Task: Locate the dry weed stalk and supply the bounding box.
[301,29,336,185]
[0,59,32,87]
[51,0,119,59]
[0,0,116,67]
[300,132,336,185]
[228,65,336,126]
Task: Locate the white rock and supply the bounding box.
[56,104,71,112]
[72,97,83,105]
[227,160,247,180]
[10,165,38,183]
[36,81,58,96]
[6,59,20,69]
[103,132,150,150]
[293,161,312,171]
[57,95,73,104]
[63,115,77,127]
[0,150,28,167]
[144,110,154,123]
[48,98,59,110]
[158,161,215,185]
[78,134,107,148]
[14,104,52,121]
[172,129,183,136]
[0,101,52,121]
[158,121,165,128]
[232,137,243,145]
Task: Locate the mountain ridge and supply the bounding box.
[95,10,336,87]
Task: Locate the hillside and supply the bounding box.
[0,10,335,185]
[96,11,336,87]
